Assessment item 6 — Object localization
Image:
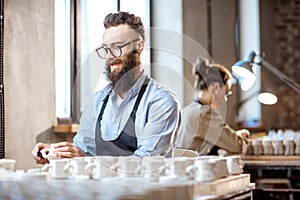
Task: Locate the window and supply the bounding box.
[55,0,150,123]
[79,0,118,117]
[55,0,71,118]
[237,0,261,127]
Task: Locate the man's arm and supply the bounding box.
[73,102,97,156]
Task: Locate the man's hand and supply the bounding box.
[32,142,86,164]
[32,142,50,164]
[51,142,86,158]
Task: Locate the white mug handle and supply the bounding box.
[85,163,96,172]
[40,148,49,159]
[64,163,72,176]
[109,162,119,173]
[185,165,197,179]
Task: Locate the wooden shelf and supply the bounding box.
[242,155,300,162]
[54,124,79,133]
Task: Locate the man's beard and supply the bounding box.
[105,51,142,95]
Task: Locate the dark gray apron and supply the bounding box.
[95,77,150,156]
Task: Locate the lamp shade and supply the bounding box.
[232,51,257,91]
[257,92,278,105]
[232,66,256,91]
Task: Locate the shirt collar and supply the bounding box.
[106,70,147,101]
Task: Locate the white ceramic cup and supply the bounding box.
[0,159,16,171]
[117,156,142,178]
[226,156,243,175]
[40,144,59,160]
[141,156,165,181]
[85,156,118,179]
[263,140,274,155]
[42,159,69,179]
[186,159,215,182]
[209,157,229,179]
[284,140,295,155]
[295,139,300,155]
[83,156,96,165]
[164,157,191,180]
[83,156,96,177]
[64,158,89,178]
[252,140,263,155]
[273,140,284,155]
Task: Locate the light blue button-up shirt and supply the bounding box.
[73,72,181,157]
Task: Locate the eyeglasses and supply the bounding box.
[96,39,139,59]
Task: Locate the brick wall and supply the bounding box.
[274,0,300,129]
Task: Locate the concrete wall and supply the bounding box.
[4,0,55,170]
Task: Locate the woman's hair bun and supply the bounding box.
[194,57,209,79]
[193,57,232,90]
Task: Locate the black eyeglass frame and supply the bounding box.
[96,39,140,59]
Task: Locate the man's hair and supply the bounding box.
[193,57,233,90]
[103,11,145,41]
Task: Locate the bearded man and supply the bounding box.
[32,12,181,163]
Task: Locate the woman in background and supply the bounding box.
[176,58,249,155]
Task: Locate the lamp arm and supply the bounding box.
[237,89,260,108]
[261,59,300,93]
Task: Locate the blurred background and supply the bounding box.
[1,0,299,169]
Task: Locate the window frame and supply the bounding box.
[57,0,151,123]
